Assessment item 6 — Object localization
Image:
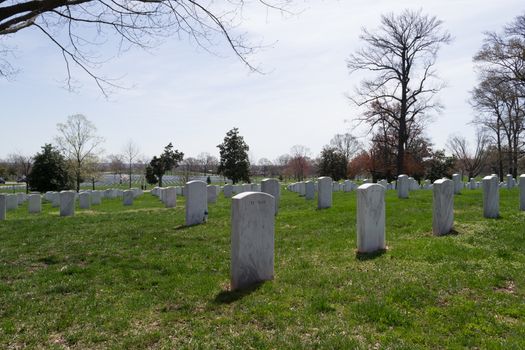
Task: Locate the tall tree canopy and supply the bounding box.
[28,144,72,192]
[347,9,451,175]
[318,147,347,181]
[217,127,250,184]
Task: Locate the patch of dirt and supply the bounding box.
[494,280,516,294]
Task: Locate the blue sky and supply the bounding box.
[1,0,523,163]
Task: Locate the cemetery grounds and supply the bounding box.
[1,188,524,348]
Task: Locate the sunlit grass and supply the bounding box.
[1,187,524,348]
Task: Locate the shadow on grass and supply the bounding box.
[214,282,264,304]
[444,229,460,236]
[175,222,208,230]
[356,249,387,261]
[431,229,460,237]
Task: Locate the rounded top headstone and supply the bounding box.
[357,183,385,191]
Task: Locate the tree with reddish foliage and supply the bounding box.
[287,145,311,181]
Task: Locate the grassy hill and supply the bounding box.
[1,188,524,348]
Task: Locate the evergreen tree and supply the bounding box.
[28,144,73,192]
[145,163,158,185]
[217,128,250,184]
[425,150,456,182]
[146,143,184,187]
[319,147,347,181]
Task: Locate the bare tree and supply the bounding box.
[330,132,362,163]
[7,152,32,179]
[179,156,199,184]
[347,9,451,175]
[197,152,219,174]
[257,158,273,177]
[0,1,291,94]
[275,154,290,180]
[470,75,507,180]
[7,152,32,193]
[122,140,140,188]
[288,145,311,181]
[473,14,525,178]
[55,114,104,192]
[136,155,150,189]
[474,13,525,92]
[108,153,125,179]
[447,129,491,179]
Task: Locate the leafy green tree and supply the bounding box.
[146,143,184,187]
[425,150,456,182]
[28,144,73,192]
[217,128,250,184]
[145,163,158,185]
[318,147,348,181]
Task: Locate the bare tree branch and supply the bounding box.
[0,0,293,94]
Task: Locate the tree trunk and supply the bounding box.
[129,165,132,189]
[397,119,406,176]
[506,133,513,177]
[76,171,81,192]
[513,131,519,178]
[159,175,163,188]
[397,48,408,176]
[497,131,503,181]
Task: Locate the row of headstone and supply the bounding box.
[451,173,523,193]
[1,193,43,216]
[149,180,280,228]
[42,188,143,217]
[152,187,177,208]
[231,183,260,195]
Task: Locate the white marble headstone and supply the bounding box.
[305,181,315,200]
[397,174,409,199]
[261,178,280,215]
[79,192,91,209]
[452,173,462,194]
[207,185,217,204]
[356,184,386,253]
[123,190,134,206]
[317,177,332,209]
[91,191,102,205]
[60,191,75,217]
[185,181,208,226]
[0,194,6,220]
[432,179,454,235]
[482,175,499,218]
[231,191,275,291]
[28,194,41,214]
[6,194,17,211]
[519,174,525,210]
[164,187,177,208]
[223,184,233,198]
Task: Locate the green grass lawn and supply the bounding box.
[1,188,525,349]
